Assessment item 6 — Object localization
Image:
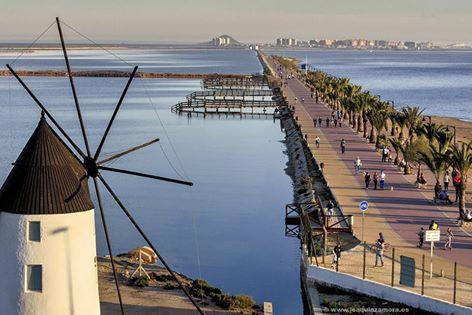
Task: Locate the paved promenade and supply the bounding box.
[268,57,472,270]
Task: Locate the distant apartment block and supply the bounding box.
[212,35,240,47]
[276,38,296,47]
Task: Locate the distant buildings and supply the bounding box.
[276,38,297,47]
[271,37,446,50]
[212,35,240,47]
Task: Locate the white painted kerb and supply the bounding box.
[0,210,100,315]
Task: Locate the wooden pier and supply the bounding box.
[173,75,285,115]
[202,75,269,89]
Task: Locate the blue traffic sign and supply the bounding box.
[359,201,369,212]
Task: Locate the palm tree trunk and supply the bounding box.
[404,162,411,175]
[352,114,358,129]
[459,182,466,212]
[417,163,422,180]
[357,114,363,133]
[369,127,376,144]
[363,115,368,138]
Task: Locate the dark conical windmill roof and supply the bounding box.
[0,116,94,215]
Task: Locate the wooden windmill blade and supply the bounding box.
[6,17,205,315]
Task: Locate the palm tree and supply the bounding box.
[354,92,371,136]
[389,138,403,165]
[402,106,425,140]
[367,109,389,147]
[418,144,451,199]
[445,141,472,214]
[400,141,420,175]
[416,122,446,146]
[393,112,408,141]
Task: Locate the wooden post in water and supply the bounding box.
[421,254,425,295]
[391,248,395,287]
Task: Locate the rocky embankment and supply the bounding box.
[280,107,316,206]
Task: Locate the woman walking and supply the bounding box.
[444,227,454,250]
[373,172,379,190]
[364,172,371,189]
[354,157,362,174]
[379,171,386,189]
[453,172,462,202]
[374,240,385,267]
[443,171,450,191]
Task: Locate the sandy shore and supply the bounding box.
[431,115,472,144]
[98,257,242,315]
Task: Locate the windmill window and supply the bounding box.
[25,265,42,292]
[28,221,41,242]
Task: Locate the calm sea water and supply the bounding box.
[0,48,262,74]
[0,49,302,315]
[267,49,472,121]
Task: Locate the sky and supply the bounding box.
[1,0,471,44]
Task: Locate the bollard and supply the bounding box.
[421,254,425,295]
[391,248,395,287]
[453,262,457,304]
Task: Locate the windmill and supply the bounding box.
[5,17,204,315]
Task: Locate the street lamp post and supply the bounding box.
[446,125,457,145]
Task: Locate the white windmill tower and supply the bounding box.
[0,114,101,315]
[0,17,203,315]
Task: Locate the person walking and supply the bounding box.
[332,242,342,268]
[313,118,317,127]
[443,171,450,191]
[318,117,322,127]
[378,233,385,244]
[354,157,362,174]
[364,172,371,189]
[374,240,384,267]
[340,138,346,154]
[315,136,320,148]
[327,206,334,224]
[444,227,454,250]
[417,227,425,248]
[379,171,386,189]
[326,117,330,127]
[453,172,461,202]
[381,146,389,163]
[373,172,379,190]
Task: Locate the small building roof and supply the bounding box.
[0,116,94,215]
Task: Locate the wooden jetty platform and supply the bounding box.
[187,89,274,100]
[173,75,285,115]
[171,99,280,114]
[202,75,269,89]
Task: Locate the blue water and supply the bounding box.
[0,48,262,74]
[0,48,302,314]
[266,49,472,120]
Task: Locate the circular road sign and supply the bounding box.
[359,201,369,212]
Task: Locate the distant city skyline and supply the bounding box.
[1,0,471,44]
